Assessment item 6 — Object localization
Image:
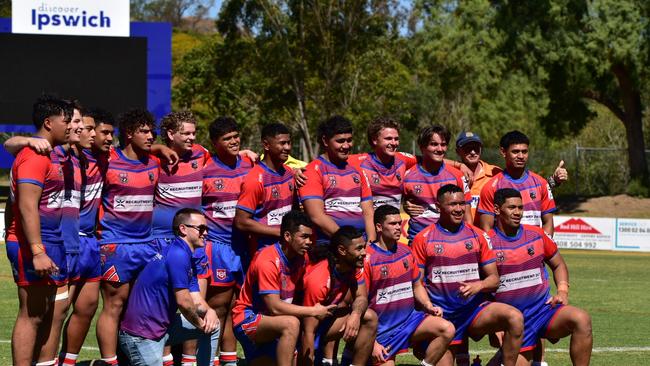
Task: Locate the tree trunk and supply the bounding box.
[611,63,649,183]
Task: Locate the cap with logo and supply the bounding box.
[456,131,482,148]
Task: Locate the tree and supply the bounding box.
[131,0,215,30]
[491,0,649,184]
[175,0,417,159]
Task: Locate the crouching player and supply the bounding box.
[411,184,524,366]
[366,205,455,366]
[118,208,219,365]
[488,188,592,366]
[232,210,335,366]
[300,226,377,366]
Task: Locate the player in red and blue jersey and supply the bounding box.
[411,184,524,366]
[119,208,219,365]
[300,226,377,366]
[478,130,557,235]
[365,205,454,366]
[4,96,71,366]
[487,188,592,365]
[348,117,417,210]
[95,109,161,365]
[232,211,335,366]
[403,125,471,241]
[235,123,296,254]
[299,116,375,247]
[202,117,255,366]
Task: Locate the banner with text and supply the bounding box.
[615,218,650,252]
[553,216,615,251]
[12,0,129,37]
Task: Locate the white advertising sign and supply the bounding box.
[553,216,615,251]
[615,218,650,252]
[12,0,130,37]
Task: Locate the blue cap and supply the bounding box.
[456,131,482,148]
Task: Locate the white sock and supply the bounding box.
[421,360,434,366]
[61,353,79,366]
[322,358,334,366]
[182,353,197,366]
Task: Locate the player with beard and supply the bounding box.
[487,189,592,366]
[411,184,524,366]
[365,205,455,366]
[5,96,72,366]
[300,226,377,366]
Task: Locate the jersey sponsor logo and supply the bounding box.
[46,189,64,209]
[113,194,154,212]
[462,176,470,193]
[352,174,360,184]
[119,172,128,183]
[380,265,389,279]
[496,251,506,262]
[372,194,401,209]
[434,243,444,254]
[267,205,292,226]
[430,263,480,284]
[271,186,280,199]
[324,196,363,213]
[372,173,380,185]
[496,268,543,293]
[211,200,237,219]
[527,246,535,256]
[375,281,413,305]
[464,240,474,251]
[82,181,103,202]
[521,211,542,227]
[471,195,480,208]
[529,190,537,200]
[157,181,202,198]
[214,178,224,191]
[414,184,422,195]
[328,175,337,187]
[62,188,81,208]
[191,160,198,170]
[482,232,493,250]
[420,206,441,218]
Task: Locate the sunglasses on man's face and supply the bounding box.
[184,224,209,235]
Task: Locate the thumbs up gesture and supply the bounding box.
[553,160,568,185]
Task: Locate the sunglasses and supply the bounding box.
[184,224,209,235]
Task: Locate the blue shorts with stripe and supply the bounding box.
[6,241,67,286]
[520,303,565,351]
[100,240,161,283]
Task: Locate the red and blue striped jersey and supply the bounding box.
[78,149,107,235]
[349,152,417,210]
[7,146,65,246]
[202,154,254,245]
[364,242,420,336]
[55,146,82,253]
[412,223,495,317]
[403,163,470,240]
[298,156,372,244]
[97,148,159,244]
[232,243,307,326]
[488,225,558,315]
[237,162,295,249]
[153,144,209,238]
[478,170,556,227]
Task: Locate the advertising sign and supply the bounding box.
[615,218,650,252]
[12,0,129,37]
[553,216,615,251]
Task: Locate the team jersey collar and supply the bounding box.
[211,153,241,170]
[494,225,523,242]
[369,152,395,169]
[435,221,465,235]
[172,236,194,255]
[115,147,150,166]
[259,160,287,176]
[417,161,445,177]
[274,242,291,267]
[370,240,398,255]
[318,155,349,170]
[503,169,530,184]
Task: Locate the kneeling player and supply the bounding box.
[366,205,455,366]
[231,210,334,366]
[411,184,524,366]
[488,188,592,366]
[300,226,377,366]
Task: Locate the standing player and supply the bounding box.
[95,109,160,365]
[118,208,219,365]
[300,226,377,366]
[477,131,557,235]
[5,96,71,366]
[348,117,417,209]
[202,117,254,366]
[232,210,335,366]
[235,123,296,253]
[365,205,455,366]
[403,125,471,241]
[488,188,592,365]
[299,116,375,248]
[411,184,524,366]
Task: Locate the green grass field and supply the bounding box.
[0,248,648,365]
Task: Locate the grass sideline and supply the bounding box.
[0,247,648,365]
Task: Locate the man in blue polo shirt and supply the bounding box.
[118,208,219,366]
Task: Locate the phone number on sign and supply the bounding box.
[555,240,598,249]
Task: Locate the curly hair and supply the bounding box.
[118,108,155,146]
[160,110,197,144]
